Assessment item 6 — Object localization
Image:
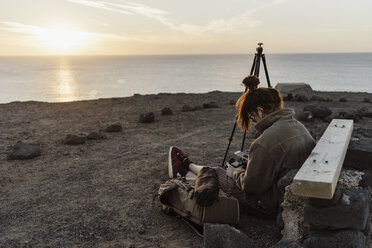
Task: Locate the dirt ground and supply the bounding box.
[1,90,372,248]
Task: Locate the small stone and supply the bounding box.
[63,134,87,145]
[229,99,236,105]
[323,116,332,123]
[7,141,41,160]
[294,94,309,102]
[303,230,366,248]
[181,105,193,112]
[105,122,123,132]
[338,111,361,122]
[161,107,173,115]
[87,131,107,140]
[303,105,332,118]
[203,102,219,109]
[137,225,145,234]
[203,223,255,248]
[297,111,313,122]
[363,97,371,103]
[139,112,155,123]
[339,97,348,102]
[63,151,70,156]
[356,107,372,118]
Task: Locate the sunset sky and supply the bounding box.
[0,0,371,55]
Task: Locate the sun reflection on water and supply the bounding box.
[56,59,76,102]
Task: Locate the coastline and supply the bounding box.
[1,90,372,247]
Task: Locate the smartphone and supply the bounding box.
[226,161,242,168]
[234,150,249,160]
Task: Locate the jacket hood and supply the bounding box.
[254,108,295,134]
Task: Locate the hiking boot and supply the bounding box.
[168,146,192,178]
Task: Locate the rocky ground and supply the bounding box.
[0,90,372,248]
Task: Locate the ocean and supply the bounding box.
[0,53,371,103]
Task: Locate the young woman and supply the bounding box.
[168,76,315,216]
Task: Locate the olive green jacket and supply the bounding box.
[232,108,315,212]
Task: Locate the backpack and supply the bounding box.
[158,178,240,230]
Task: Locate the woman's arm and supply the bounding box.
[232,143,281,194]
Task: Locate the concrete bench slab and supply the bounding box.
[292,119,353,199]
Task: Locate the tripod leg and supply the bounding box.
[250,54,257,75]
[221,120,238,167]
[262,54,271,88]
[254,55,261,77]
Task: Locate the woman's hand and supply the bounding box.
[226,164,237,178]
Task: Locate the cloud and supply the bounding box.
[68,0,167,17]
[65,0,285,35]
[0,21,139,42]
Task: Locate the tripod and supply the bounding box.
[221,43,272,167]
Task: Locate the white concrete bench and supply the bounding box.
[292,119,354,199]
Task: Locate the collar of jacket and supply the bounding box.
[254,108,295,134]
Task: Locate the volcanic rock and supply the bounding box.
[139,112,155,123]
[7,141,41,160]
[338,111,361,122]
[294,94,309,102]
[63,134,87,145]
[303,230,366,248]
[304,188,369,230]
[344,139,372,170]
[303,105,331,118]
[181,105,193,112]
[161,107,173,115]
[297,111,313,122]
[203,102,218,109]
[105,122,123,132]
[203,223,255,248]
[87,131,107,140]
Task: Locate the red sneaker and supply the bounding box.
[168,146,192,178]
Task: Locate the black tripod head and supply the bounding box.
[256,42,263,55]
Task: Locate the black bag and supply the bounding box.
[194,167,219,206]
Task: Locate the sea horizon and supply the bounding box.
[1,51,372,57]
[1,52,372,104]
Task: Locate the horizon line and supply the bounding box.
[1,51,372,57]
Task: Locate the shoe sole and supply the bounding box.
[168,146,174,178]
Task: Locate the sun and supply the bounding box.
[35,27,91,53]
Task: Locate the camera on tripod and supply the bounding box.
[226,150,249,168]
[222,42,271,167]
